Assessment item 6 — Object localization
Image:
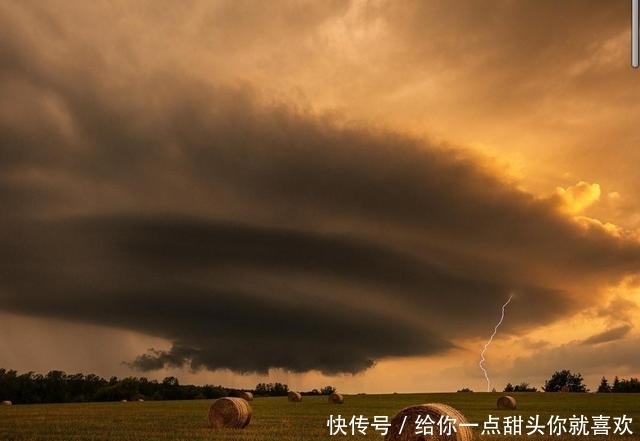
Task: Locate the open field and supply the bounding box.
[1,393,639,441]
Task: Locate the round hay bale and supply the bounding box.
[1,400,12,406]
[288,391,302,402]
[384,403,473,441]
[239,391,253,401]
[497,395,516,410]
[209,397,252,429]
[120,399,128,403]
[328,393,344,404]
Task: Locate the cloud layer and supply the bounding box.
[0,1,639,375]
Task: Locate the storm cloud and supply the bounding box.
[1,1,639,375]
[581,325,632,346]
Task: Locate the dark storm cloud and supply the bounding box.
[0,1,639,374]
[581,325,632,346]
[0,215,560,373]
[0,218,454,374]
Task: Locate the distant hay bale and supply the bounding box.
[239,391,253,401]
[385,403,473,441]
[288,391,302,402]
[1,400,12,406]
[497,395,517,410]
[120,399,128,403]
[137,399,145,402]
[328,393,344,404]
[209,397,252,429]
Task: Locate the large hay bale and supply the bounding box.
[209,397,252,429]
[288,391,302,402]
[239,391,253,401]
[385,403,473,441]
[497,395,516,410]
[1,400,12,406]
[328,393,344,404]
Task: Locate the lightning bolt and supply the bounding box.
[479,293,513,392]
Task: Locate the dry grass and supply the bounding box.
[1,392,640,441]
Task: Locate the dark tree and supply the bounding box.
[272,382,289,396]
[254,382,289,396]
[504,381,536,392]
[611,377,640,392]
[597,376,612,393]
[162,376,179,387]
[161,376,181,400]
[612,376,620,391]
[543,370,588,392]
[0,367,231,403]
[320,385,336,395]
[44,370,68,403]
[254,383,268,396]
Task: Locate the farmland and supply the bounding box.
[1,392,639,441]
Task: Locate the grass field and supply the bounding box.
[1,393,639,441]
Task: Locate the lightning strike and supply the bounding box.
[479,293,513,392]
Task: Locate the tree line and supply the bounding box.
[460,370,640,393]
[509,370,640,393]
[253,382,336,396]
[597,376,640,393]
[0,368,335,404]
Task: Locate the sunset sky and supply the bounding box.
[1,0,640,394]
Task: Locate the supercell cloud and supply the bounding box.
[0,1,638,375]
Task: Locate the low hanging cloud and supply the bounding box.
[1,1,640,375]
[580,325,632,346]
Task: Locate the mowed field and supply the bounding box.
[1,392,640,441]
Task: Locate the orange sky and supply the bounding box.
[1,0,639,393]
